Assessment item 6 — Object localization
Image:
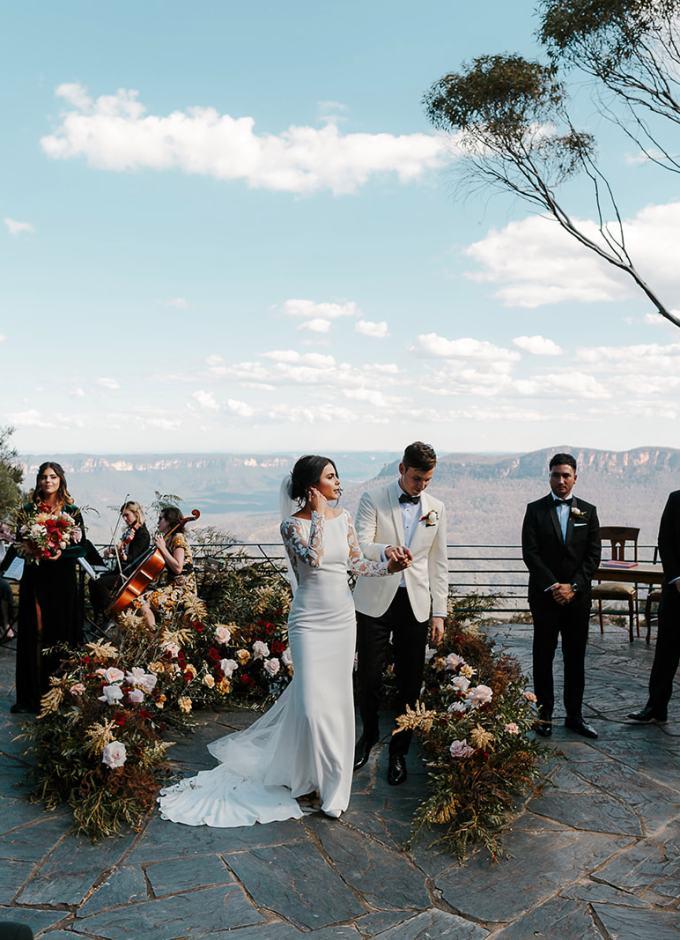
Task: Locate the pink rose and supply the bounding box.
[263,658,280,677]
[214,625,231,644]
[449,739,475,759]
[128,689,145,704]
[445,653,465,671]
[219,658,238,678]
[467,684,493,709]
[504,722,520,735]
[252,640,270,660]
[69,682,86,696]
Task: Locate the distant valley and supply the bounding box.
[19,446,680,548]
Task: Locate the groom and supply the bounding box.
[353,442,448,785]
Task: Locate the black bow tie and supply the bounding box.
[554,498,573,507]
[399,493,420,505]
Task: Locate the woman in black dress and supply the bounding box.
[89,500,151,616]
[11,462,86,714]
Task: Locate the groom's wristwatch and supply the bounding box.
[571,582,579,593]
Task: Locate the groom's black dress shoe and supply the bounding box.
[564,716,598,739]
[353,735,377,772]
[387,754,407,786]
[628,704,667,724]
[533,720,552,738]
[10,703,36,715]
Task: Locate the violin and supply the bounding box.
[108,509,200,615]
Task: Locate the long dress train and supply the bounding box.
[158,508,390,826]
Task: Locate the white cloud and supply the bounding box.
[41,84,448,195]
[412,333,519,362]
[465,202,680,309]
[356,319,389,338]
[4,218,35,236]
[282,299,359,320]
[192,389,219,411]
[298,318,331,333]
[165,297,189,309]
[70,386,85,397]
[0,334,5,343]
[96,377,120,390]
[226,398,255,418]
[513,335,563,356]
[205,354,227,376]
[343,387,399,408]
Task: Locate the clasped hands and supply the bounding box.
[551,582,575,605]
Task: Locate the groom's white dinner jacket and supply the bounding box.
[352,480,449,623]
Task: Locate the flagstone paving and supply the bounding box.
[0,623,678,939]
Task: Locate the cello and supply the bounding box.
[108,509,200,615]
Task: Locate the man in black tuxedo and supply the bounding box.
[522,453,601,738]
[629,490,680,723]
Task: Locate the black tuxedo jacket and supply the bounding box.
[522,494,601,600]
[658,490,680,588]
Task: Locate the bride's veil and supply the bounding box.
[279,474,298,594]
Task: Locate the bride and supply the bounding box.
[159,455,408,826]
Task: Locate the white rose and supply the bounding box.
[263,658,280,677]
[214,625,231,644]
[102,741,127,769]
[97,667,125,684]
[449,739,474,759]
[451,676,470,693]
[125,667,158,694]
[445,653,465,671]
[162,642,180,659]
[467,684,493,709]
[128,689,145,704]
[281,647,293,667]
[219,658,238,678]
[447,701,467,713]
[252,640,270,660]
[98,684,124,705]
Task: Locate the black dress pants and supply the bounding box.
[530,593,590,720]
[356,587,429,756]
[647,587,680,714]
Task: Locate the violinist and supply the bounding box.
[133,506,197,627]
[89,501,151,616]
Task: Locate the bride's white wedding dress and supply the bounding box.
[158,508,389,826]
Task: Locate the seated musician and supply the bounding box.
[0,521,14,639]
[89,501,151,615]
[133,506,197,628]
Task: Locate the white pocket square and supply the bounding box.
[574,523,587,527]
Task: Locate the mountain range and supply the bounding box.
[18,446,680,547]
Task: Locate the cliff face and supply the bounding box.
[379,446,680,484]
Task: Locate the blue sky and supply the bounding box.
[2,1,679,454]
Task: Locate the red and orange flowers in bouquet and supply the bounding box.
[16,502,82,562]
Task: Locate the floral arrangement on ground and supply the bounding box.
[24,555,293,839]
[396,597,545,860]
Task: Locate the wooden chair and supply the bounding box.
[644,546,663,645]
[591,526,640,642]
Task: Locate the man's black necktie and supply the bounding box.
[399,493,419,505]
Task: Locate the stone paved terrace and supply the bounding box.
[0,624,678,939]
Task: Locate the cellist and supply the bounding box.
[132,506,197,627]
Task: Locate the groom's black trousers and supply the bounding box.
[356,587,429,756]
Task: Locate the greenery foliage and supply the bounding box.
[0,426,23,521]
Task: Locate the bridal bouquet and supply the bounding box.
[16,504,82,562]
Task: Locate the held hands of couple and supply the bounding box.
[385,544,412,574]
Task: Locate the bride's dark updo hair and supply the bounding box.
[290,455,338,504]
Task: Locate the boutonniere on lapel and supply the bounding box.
[570,506,587,520]
[420,510,439,527]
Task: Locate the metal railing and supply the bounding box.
[100,541,661,617]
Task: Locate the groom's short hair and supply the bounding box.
[402,442,437,471]
[549,452,577,471]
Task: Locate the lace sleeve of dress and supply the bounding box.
[346,512,390,577]
[280,512,325,568]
